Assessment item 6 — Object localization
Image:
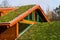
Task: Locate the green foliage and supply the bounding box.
[18,22,60,40]
[0,5,35,22]
[55,5,60,10]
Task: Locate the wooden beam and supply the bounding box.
[20,19,36,24]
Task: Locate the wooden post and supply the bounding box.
[15,23,18,38]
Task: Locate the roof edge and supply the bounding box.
[0,22,10,26]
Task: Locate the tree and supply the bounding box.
[52,5,60,21]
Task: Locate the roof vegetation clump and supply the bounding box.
[0,5,35,22]
[18,22,60,40]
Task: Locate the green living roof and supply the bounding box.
[0,5,35,22]
[18,22,60,40]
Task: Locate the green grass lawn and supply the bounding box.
[17,21,60,40]
[0,5,35,22]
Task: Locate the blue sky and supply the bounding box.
[0,0,60,12]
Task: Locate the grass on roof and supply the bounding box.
[18,21,60,40]
[0,5,35,22]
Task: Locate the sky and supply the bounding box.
[0,0,60,12]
